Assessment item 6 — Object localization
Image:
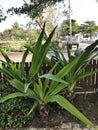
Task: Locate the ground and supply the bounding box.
[24,93,98,129]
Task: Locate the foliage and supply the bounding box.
[0,80,32,129]
[7,0,64,40]
[0,41,27,52]
[0,21,41,42]
[7,0,64,19]
[44,6,57,34]
[0,6,6,22]
[60,19,80,36]
[51,40,98,95]
[0,24,97,129]
[80,21,98,40]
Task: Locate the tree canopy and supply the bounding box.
[7,0,64,39]
[60,19,80,36]
[80,20,98,39]
[7,0,64,19]
[0,6,6,22]
[0,21,40,41]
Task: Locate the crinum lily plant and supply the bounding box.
[0,23,98,129]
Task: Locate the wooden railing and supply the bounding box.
[0,60,98,92]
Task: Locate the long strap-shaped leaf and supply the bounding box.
[20,49,29,79]
[9,79,37,99]
[0,67,22,81]
[33,23,46,60]
[76,69,98,81]
[47,54,82,94]
[0,49,12,66]
[28,25,57,82]
[48,95,96,128]
[0,50,22,80]
[75,40,98,70]
[27,101,38,115]
[28,23,46,80]
[0,92,26,103]
[56,54,82,78]
[41,61,60,95]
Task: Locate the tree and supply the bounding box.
[7,0,65,39]
[2,28,15,40]
[80,21,98,40]
[26,21,33,30]
[0,6,6,22]
[25,21,41,41]
[12,22,20,29]
[2,22,40,41]
[60,19,80,36]
[0,32,3,40]
[2,22,25,40]
[7,0,64,18]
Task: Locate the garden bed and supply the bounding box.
[22,93,98,129]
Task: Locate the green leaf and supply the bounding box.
[42,61,59,95]
[75,40,98,70]
[51,47,68,66]
[9,79,37,99]
[33,81,43,100]
[0,92,25,103]
[20,49,29,79]
[27,101,38,115]
[28,23,46,80]
[76,69,98,81]
[24,83,31,93]
[40,73,69,84]
[0,59,22,81]
[33,22,46,59]
[57,54,81,78]
[0,50,22,77]
[0,49,12,65]
[0,67,15,79]
[48,54,81,93]
[67,43,72,62]
[50,83,67,95]
[28,25,57,82]
[9,79,25,92]
[0,67,22,81]
[49,95,96,128]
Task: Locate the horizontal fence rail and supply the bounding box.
[0,60,98,92]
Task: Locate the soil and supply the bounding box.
[25,93,98,128]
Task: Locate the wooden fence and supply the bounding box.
[77,59,98,92]
[0,60,98,92]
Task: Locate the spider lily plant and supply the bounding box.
[0,24,97,129]
[51,40,98,95]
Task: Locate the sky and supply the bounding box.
[71,0,98,25]
[0,0,31,32]
[0,0,98,32]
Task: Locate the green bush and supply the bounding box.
[0,80,32,129]
[0,41,27,52]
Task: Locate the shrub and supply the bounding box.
[0,23,98,129]
[0,80,32,129]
